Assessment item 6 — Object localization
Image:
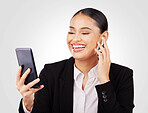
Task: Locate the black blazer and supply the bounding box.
[19,57,134,113]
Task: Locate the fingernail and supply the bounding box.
[101,41,103,45]
[41,85,44,88]
[95,48,97,51]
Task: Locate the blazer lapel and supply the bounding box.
[59,57,75,113]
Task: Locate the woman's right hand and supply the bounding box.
[16,66,44,111]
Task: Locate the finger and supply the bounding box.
[20,68,31,85]
[19,78,40,93]
[103,38,110,59]
[16,66,22,85]
[23,85,44,97]
[97,41,102,53]
[29,85,44,93]
[98,41,106,60]
[100,40,107,60]
[95,48,103,61]
[95,42,103,61]
[26,78,40,89]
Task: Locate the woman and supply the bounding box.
[16,8,134,113]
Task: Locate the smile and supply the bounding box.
[72,44,86,52]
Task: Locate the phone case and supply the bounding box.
[15,48,40,88]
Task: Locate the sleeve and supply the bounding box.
[31,65,52,113]
[18,99,25,113]
[95,69,134,113]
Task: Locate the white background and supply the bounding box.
[0,0,147,112]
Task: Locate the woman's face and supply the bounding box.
[67,13,102,60]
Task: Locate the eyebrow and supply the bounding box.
[69,26,92,31]
[81,27,92,30]
[69,26,75,29]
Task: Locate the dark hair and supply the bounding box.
[72,8,108,33]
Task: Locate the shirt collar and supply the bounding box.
[88,64,98,79]
[74,64,81,80]
[74,64,98,80]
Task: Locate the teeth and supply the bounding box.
[73,45,85,48]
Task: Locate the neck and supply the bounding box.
[75,55,98,75]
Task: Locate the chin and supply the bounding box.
[71,52,85,60]
[72,51,96,61]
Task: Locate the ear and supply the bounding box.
[101,30,109,41]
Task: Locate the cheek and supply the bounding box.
[67,36,70,46]
[89,42,97,50]
[86,37,98,49]
[67,35,72,49]
[67,35,72,44]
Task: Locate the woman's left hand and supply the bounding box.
[95,38,111,84]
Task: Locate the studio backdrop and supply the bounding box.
[0,0,148,113]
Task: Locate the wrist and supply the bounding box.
[99,79,110,84]
[23,98,34,111]
[98,76,110,84]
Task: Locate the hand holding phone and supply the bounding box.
[15,48,40,88]
[15,48,44,111]
[95,38,111,84]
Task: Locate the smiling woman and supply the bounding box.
[17,8,134,113]
[67,12,103,61]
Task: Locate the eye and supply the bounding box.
[82,33,90,35]
[68,32,75,34]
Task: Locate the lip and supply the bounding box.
[72,43,86,46]
[71,43,86,52]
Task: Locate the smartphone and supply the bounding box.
[15,48,40,88]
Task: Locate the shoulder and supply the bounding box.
[44,57,74,71]
[111,63,133,74]
[39,57,74,78]
[39,57,74,86]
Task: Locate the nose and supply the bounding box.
[73,33,82,42]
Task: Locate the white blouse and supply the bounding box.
[73,64,99,113]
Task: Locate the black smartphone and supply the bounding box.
[15,48,40,88]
